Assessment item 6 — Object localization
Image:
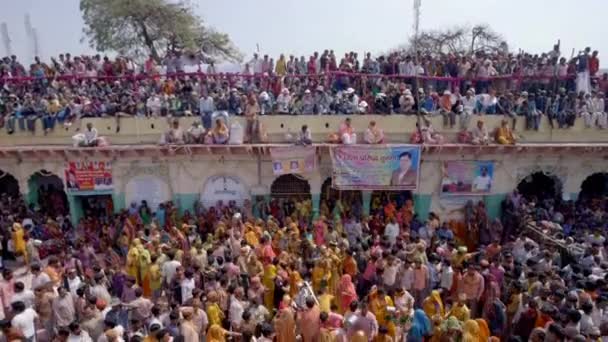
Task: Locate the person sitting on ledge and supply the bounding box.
[495,119,516,145]
[210,118,230,144]
[421,118,444,144]
[164,119,185,144]
[82,122,99,147]
[186,121,206,144]
[470,120,490,145]
[296,125,312,146]
[339,117,357,144]
[364,120,384,144]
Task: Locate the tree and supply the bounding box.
[79,0,242,63]
[400,24,507,56]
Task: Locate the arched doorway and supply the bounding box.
[0,170,20,198]
[580,173,608,200]
[370,190,413,215]
[270,174,311,200]
[517,172,562,202]
[320,177,362,217]
[28,170,69,217]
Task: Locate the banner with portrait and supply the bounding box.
[64,161,113,193]
[440,161,494,195]
[330,145,421,190]
[270,146,317,176]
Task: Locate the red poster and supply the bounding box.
[64,161,113,192]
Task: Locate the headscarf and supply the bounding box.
[206,324,225,342]
[409,309,431,341]
[476,318,490,342]
[339,275,356,296]
[441,316,462,333]
[423,290,445,318]
[462,320,480,342]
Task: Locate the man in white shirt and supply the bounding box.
[67,322,93,342]
[229,287,248,330]
[161,252,182,286]
[30,264,51,291]
[10,282,35,309]
[83,122,99,147]
[472,167,492,192]
[384,217,400,245]
[249,53,263,74]
[180,271,196,305]
[53,287,76,330]
[11,301,38,342]
[146,94,162,117]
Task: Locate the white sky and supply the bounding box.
[1,0,606,64]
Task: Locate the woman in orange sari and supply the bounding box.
[337,275,357,314]
[274,304,296,342]
[476,319,490,342]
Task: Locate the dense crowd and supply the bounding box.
[0,48,606,137]
[0,177,607,342]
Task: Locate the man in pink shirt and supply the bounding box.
[459,265,485,317]
[412,259,429,307]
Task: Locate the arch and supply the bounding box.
[200,174,249,208]
[0,170,20,198]
[320,177,362,215]
[579,172,608,200]
[270,174,311,199]
[516,171,562,202]
[125,175,171,211]
[28,169,68,216]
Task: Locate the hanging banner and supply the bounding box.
[440,161,494,195]
[331,145,421,190]
[270,146,317,176]
[64,161,113,192]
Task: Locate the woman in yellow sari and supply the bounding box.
[312,260,329,294]
[11,223,26,263]
[263,261,277,310]
[126,239,140,281]
[137,244,151,296]
[462,320,480,342]
[369,288,397,338]
[422,290,445,320]
[475,319,490,342]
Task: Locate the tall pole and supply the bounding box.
[413,0,421,54]
[0,23,10,56]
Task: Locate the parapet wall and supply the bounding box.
[0,114,605,146]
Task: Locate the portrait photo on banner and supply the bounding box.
[440,160,494,195]
[331,145,421,190]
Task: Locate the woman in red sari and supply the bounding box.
[337,274,357,314]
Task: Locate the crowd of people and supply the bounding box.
[0,174,607,342]
[0,47,606,137]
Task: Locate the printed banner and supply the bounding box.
[440,161,494,195]
[64,161,113,192]
[331,145,421,190]
[270,146,317,175]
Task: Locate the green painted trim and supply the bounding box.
[174,193,199,214]
[569,192,579,202]
[312,193,320,217]
[112,193,126,214]
[67,194,83,225]
[362,191,372,216]
[484,193,507,219]
[413,194,432,220]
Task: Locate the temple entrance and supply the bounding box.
[0,170,20,198]
[579,173,608,200]
[28,170,69,217]
[370,190,413,214]
[517,172,562,202]
[320,177,362,217]
[270,174,311,200]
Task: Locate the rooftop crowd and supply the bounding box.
[0,172,607,341]
[0,47,606,141]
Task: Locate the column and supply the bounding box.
[112,192,126,213]
[413,194,432,220]
[67,194,83,225]
[362,190,372,216]
[312,193,320,217]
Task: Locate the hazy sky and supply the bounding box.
[1,0,607,63]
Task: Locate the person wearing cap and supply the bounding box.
[399,89,415,114]
[470,120,489,145]
[438,90,455,128]
[313,86,331,114]
[186,121,205,144]
[276,88,291,114]
[495,119,516,145]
